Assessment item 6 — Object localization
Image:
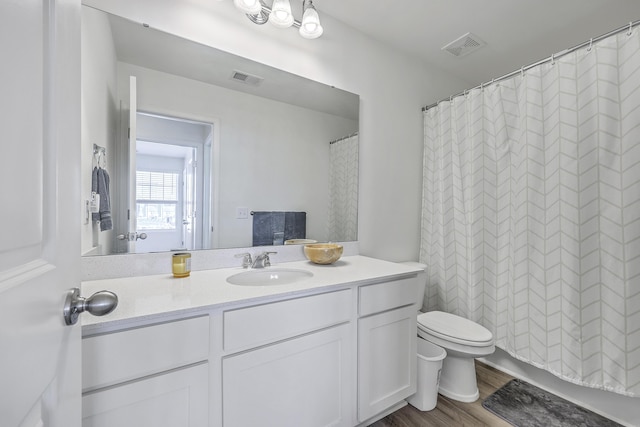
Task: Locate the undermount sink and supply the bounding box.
[226,268,313,286]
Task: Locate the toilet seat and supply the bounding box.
[417,311,493,347]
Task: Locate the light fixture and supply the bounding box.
[246,0,269,25]
[269,0,294,28]
[233,0,324,39]
[233,0,262,15]
[299,0,323,39]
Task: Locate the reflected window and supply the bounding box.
[136,171,178,230]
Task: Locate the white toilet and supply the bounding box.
[404,262,495,403]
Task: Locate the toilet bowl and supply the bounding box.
[402,262,495,403]
[417,311,494,402]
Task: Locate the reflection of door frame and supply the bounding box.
[207,124,220,249]
[121,106,219,251]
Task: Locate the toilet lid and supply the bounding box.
[417,311,493,345]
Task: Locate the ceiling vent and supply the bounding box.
[441,32,486,57]
[230,70,264,86]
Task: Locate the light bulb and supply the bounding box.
[234,0,262,15]
[269,0,294,28]
[299,3,323,39]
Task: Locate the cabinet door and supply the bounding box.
[82,363,208,427]
[358,305,417,422]
[83,316,210,391]
[223,323,353,427]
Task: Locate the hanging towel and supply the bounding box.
[252,211,306,246]
[284,211,306,241]
[91,167,113,231]
[252,211,284,246]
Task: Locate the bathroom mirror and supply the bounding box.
[81,6,359,256]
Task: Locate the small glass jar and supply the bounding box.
[172,252,191,278]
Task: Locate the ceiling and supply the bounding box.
[317,0,640,86]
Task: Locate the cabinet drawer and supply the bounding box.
[223,289,351,352]
[359,276,417,316]
[82,363,209,427]
[82,316,209,391]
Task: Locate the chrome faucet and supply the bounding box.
[235,252,253,269]
[251,251,277,268]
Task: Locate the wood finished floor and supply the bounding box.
[371,361,514,427]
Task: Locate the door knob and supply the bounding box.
[117,232,147,241]
[63,288,118,326]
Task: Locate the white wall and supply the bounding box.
[81,6,118,255]
[118,62,356,248]
[83,0,470,262]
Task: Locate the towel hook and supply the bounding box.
[93,144,106,169]
[587,38,593,52]
[96,150,106,169]
[93,150,101,169]
[550,53,555,66]
[628,22,634,36]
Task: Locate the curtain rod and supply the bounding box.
[422,19,640,112]
[329,132,358,145]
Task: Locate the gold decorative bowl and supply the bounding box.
[303,243,343,265]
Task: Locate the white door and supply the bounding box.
[0,1,82,427]
[114,77,139,253]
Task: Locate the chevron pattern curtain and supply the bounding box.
[421,28,639,396]
[327,134,358,241]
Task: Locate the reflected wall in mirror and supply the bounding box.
[81,6,359,256]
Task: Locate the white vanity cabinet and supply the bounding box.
[357,277,418,422]
[81,257,422,427]
[81,316,210,427]
[221,289,355,427]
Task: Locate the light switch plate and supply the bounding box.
[236,206,249,219]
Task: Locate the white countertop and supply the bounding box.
[81,255,422,332]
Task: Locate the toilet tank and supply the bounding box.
[400,262,427,312]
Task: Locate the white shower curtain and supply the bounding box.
[421,28,639,396]
[327,134,359,242]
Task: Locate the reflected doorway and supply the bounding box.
[132,113,213,253]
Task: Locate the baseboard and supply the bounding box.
[355,400,407,427]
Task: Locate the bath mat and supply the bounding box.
[482,379,622,427]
